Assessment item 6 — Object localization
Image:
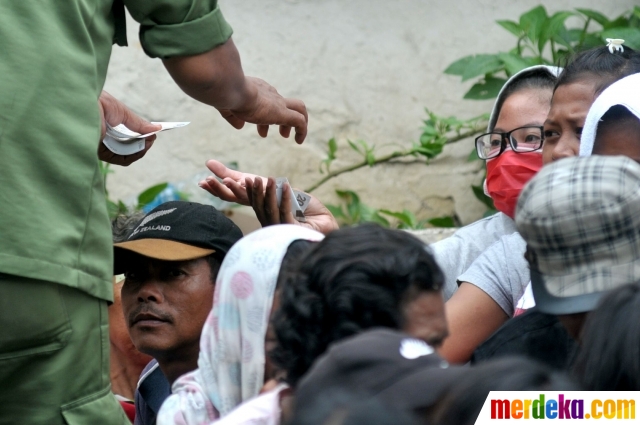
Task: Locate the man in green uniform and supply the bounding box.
[0,1,308,424]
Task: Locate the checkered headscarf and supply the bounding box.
[515,155,640,313]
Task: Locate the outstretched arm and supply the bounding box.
[199,160,338,234]
[163,39,308,143]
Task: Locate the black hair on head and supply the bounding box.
[270,223,444,387]
[492,68,557,130]
[555,45,640,95]
[572,282,640,390]
[288,390,419,425]
[432,357,579,425]
[111,211,145,243]
[276,239,318,291]
[597,104,639,133]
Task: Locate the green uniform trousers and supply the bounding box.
[0,275,130,424]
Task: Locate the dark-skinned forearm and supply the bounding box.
[162,38,255,111]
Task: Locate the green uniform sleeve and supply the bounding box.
[124,0,233,59]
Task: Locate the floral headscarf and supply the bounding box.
[158,225,324,425]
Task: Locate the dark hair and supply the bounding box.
[555,45,640,95]
[289,390,420,425]
[597,104,639,134]
[276,239,318,291]
[492,68,557,130]
[111,211,145,243]
[271,224,444,386]
[572,282,640,390]
[432,357,579,425]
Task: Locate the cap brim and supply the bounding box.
[530,269,603,315]
[113,239,215,275]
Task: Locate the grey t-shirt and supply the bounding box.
[457,232,530,317]
[431,212,517,300]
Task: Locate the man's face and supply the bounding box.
[109,277,153,368]
[121,254,216,361]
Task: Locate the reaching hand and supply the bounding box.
[198,160,338,234]
[198,159,268,205]
[218,77,308,144]
[98,91,161,166]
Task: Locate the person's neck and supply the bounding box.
[110,343,147,400]
[156,347,199,386]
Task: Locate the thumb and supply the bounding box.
[121,108,161,135]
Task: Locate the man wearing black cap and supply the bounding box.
[114,201,242,425]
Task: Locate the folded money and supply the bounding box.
[275,177,309,223]
[103,122,189,155]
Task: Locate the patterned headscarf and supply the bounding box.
[158,225,325,425]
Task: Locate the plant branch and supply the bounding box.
[304,126,484,193]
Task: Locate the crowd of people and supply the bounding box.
[3,2,640,425]
[105,42,640,425]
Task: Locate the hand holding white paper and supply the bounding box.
[102,122,190,155]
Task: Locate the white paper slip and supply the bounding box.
[103,122,190,155]
[275,177,309,222]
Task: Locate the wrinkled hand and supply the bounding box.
[98,91,161,166]
[218,77,308,144]
[198,160,338,234]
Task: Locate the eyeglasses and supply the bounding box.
[475,125,544,160]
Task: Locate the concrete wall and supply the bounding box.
[104,0,633,226]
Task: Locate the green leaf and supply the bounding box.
[602,16,629,30]
[463,77,507,100]
[444,56,474,76]
[107,199,120,220]
[540,11,574,53]
[176,190,190,201]
[326,204,346,221]
[576,8,609,27]
[365,211,391,227]
[482,208,499,218]
[347,140,362,155]
[328,137,338,158]
[379,209,416,229]
[519,5,548,44]
[468,147,480,162]
[471,184,495,210]
[497,53,531,75]
[414,145,442,159]
[366,151,376,166]
[602,28,640,50]
[137,183,168,207]
[117,200,128,213]
[427,216,456,228]
[460,55,503,81]
[497,20,522,37]
[581,33,607,50]
[320,138,338,173]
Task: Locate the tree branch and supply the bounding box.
[304,126,485,193]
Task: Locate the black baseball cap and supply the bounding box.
[113,201,243,274]
[294,328,465,415]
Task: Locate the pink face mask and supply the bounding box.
[485,151,543,218]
